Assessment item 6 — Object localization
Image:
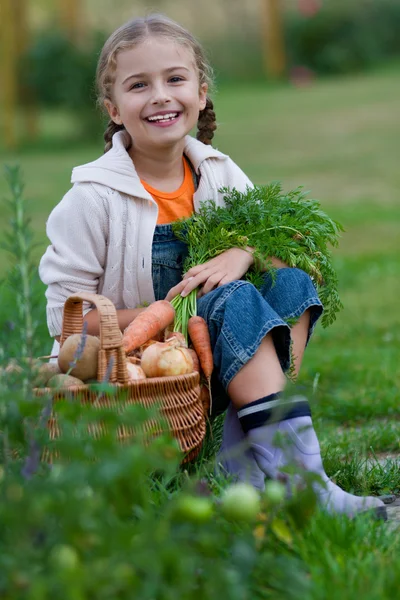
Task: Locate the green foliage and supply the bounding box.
[25,31,104,110]
[0,167,47,361]
[170,289,197,344]
[285,0,400,75]
[173,183,343,327]
[22,30,105,136]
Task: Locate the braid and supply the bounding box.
[104,119,126,153]
[196,97,217,145]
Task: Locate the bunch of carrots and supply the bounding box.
[122,300,213,414]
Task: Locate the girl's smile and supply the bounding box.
[144,110,182,127]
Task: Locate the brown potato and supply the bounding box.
[47,374,85,389]
[33,363,61,387]
[58,334,100,381]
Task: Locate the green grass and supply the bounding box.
[1,67,400,597]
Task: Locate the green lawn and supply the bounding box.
[1,67,400,477]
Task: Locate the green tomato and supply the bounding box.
[173,494,213,524]
[264,480,286,506]
[49,544,80,572]
[221,483,261,522]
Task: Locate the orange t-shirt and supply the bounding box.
[141,157,195,225]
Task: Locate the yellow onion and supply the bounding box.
[126,362,146,381]
[141,340,194,378]
[139,339,158,356]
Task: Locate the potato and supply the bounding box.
[58,334,100,381]
[4,360,23,375]
[33,363,61,388]
[47,374,85,389]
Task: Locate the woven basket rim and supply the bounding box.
[34,371,200,394]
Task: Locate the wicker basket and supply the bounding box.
[34,293,206,463]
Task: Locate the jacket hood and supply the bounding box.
[71,130,228,198]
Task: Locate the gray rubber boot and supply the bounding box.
[217,403,265,491]
[248,415,386,519]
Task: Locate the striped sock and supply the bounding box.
[237,393,312,433]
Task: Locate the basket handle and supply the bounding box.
[59,292,130,385]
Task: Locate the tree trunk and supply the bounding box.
[0,0,18,149]
[261,0,287,79]
[59,0,81,42]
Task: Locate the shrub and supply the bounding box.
[285,0,400,75]
[22,30,105,137]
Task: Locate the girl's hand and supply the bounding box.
[181,247,254,298]
[164,249,290,302]
[165,278,192,302]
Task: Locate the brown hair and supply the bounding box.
[96,14,216,152]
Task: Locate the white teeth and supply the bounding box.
[147,112,178,121]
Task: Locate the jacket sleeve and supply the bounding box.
[39,183,108,337]
[224,157,254,193]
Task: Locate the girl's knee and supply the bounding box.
[200,280,261,322]
[223,280,259,306]
[278,267,314,291]
[261,267,320,318]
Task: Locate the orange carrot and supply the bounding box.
[199,383,211,415]
[188,316,213,379]
[122,300,175,354]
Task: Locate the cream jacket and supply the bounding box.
[39,130,253,346]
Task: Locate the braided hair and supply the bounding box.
[96,15,216,153]
[197,97,217,145]
[104,120,126,153]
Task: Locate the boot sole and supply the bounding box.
[359,505,388,522]
[373,505,388,522]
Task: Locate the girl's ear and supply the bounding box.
[199,83,208,111]
[104,99,123,125]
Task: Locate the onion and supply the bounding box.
[139,339,158,355]
[126,362,146,381]
[141,340,194,378]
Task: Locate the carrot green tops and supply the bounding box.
[141,156,195,224]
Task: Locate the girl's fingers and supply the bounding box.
[183,266,201,279]
[181,269,214,296]
[217,274,232,287]
[201,272,225,295]
[165,278,193,301]
[184,256,220,279]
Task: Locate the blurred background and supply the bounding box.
[0,0,399,455]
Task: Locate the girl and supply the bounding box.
[39,14,385,519]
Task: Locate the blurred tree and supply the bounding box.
[0,0,39,148]
[0,0,18,149]
[58,0,81,42]
[261,0,287,79]
[15,0,39,141]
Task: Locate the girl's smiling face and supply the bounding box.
[105,37,208,151]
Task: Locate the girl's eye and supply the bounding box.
[130,82,146,90]
[169,76,184,83]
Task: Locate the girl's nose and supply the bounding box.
[150,83,171,105]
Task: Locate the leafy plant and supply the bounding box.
[173,183,344,328]
[0,166,47,363]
